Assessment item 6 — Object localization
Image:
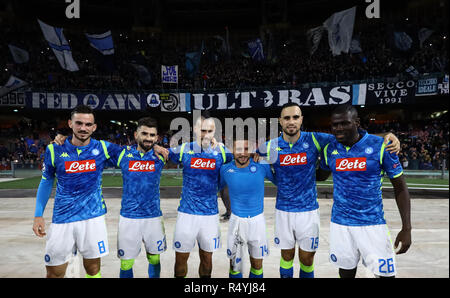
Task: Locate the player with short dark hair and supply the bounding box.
[109,116,167,278]
[219,131,276,278]
[33,105,121,278]
[319,105,411,278]
[258,102,401,278]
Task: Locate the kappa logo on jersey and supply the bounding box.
[65,160,96,173]
[336,157,367,171]
[128,160,155,172]
[190,157,216,170]
[279,153,307,166]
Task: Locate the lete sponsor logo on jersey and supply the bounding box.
[65,160,96,173]
[190,158,216,170]
[279,153,307,166]
[128,160,155,172]
[336,157,367,171]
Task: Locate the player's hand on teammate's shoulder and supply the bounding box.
[383,132,401,154]
[210,137,224,149]
[154,144,169,161]
[51,134,67,146]
[32,217,46,237]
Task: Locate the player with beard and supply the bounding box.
[33,105,122,278]
[258,102,401,278]
[51,117,167,278]
[108,117,167,278]
[319,105,411,278]
[168,114,233,278]
[219,132,276,278]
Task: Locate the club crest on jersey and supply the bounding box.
[190,158,216,170]
[65,160,96,173]
[128,160,155,172]
[279,153,307,166]
[365,147,374,154]
[91,149,100,156]
[302,142,309,149]
[336,157,367,171]
[250,166,257,173]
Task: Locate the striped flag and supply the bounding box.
[37,19,79,71]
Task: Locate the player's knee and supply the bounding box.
[120,259,135,271]
[281,248,295,261]
[299,250,315,266]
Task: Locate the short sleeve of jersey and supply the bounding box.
[41,145,56,180]
[222,145,233,164]
[169,144,183,164]
[319,146,331,171]
[219,164,228,190]
[312,132,335,151]
[259,162,275,185]
[105,142,124,167]
[381,147,403,179]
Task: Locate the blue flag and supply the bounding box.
[85,31,115,55]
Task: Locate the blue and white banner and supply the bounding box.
[25,92,148,110]
[323,6,356,56]
[248,38,264,61]
[37,19,79,71]
[161,65,179,84]
[85,31,115,55]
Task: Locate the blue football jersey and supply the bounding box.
[320,130,404,226]
[108,145,165,219]
[219,159,275,218]
[41,137,120,223]
[259,132,334,212]
[169,142,233,215]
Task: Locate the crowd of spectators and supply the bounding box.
[1,13,448,92]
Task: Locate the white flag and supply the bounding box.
[37,19,79,71]
[0,75,28,97]
[323,6,356,56]
[8,44,29,64]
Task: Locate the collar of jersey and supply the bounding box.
[336,129,369,152]
[64,136,93,150]
[278,131,304,148]
[129,144,155,157]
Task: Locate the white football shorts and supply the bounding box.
[227,212,269,260]
[117,215,167,259]
[173,211,221,253]
[329,222,397,277]
[274,208,320,252]
[44,215,109,266]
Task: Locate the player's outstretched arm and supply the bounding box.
[390,175,412,254]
